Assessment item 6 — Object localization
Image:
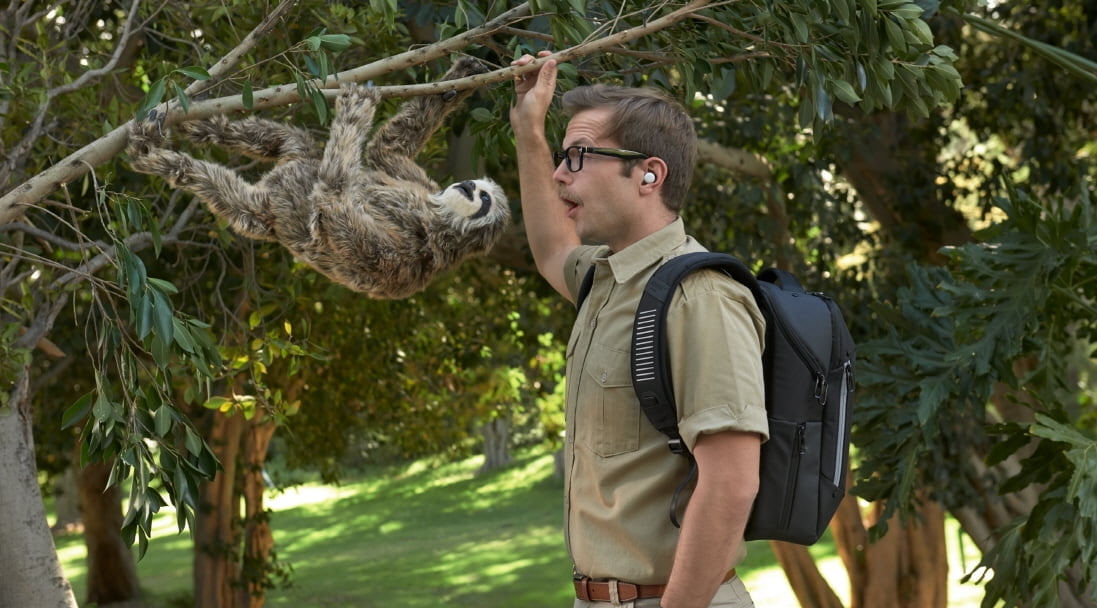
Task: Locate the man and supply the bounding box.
[509,52,770,608]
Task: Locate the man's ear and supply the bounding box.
[638,157,669,189]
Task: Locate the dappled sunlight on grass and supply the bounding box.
[53,446,991,607]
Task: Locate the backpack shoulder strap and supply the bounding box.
[757,267,804,293]
[631,252,763,454]
[576,265,596,310]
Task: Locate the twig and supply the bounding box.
[0,1,716,223]
[183,0,298,98]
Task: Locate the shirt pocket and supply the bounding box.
[578,343,640,457]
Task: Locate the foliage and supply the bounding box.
[855,182,1097,604]
[5,1,1096,606]
[276,260,571,477]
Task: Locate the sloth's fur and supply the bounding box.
[126,58,509,299]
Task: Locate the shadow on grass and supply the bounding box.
[56,446,795,607]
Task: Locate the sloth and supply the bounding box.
[126,57,509,299]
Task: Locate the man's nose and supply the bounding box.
[552,163,571,184]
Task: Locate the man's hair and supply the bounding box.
[561,84,696,213]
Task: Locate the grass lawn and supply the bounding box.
[55,446,989,606]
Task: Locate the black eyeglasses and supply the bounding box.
[552,145,650,172]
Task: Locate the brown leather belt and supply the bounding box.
[573,569,736,602]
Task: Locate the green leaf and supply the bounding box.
[712,67,736,100]
[175,66,210,81]
[203,396,232,411]
[136,77,166,120]
[304,55,320,78]
[135,291,152,339]
[469,107,493,122]
[309,86,328,124]
[834,0,850,23]
[884,17,906,55]
[172,318,196,354]
[195,446,219,477]
[318,34,351,53]
[185,427,203,455]
[172,78,189,112]
[150,286,174,343]
[147,278,177,295]
[294,72,309,101]
[830,78,863,104]
[62,392,93,429]
[892,3,925,20]
[153,401,172,434]
[789,13,809,44]
[92,392,113,422]
[242,80,254,109]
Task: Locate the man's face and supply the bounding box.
[554,107,643,250]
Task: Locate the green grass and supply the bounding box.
[54,446,988,607]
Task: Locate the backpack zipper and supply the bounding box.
[781,422,807,528]
[833,361,853,485]
[770,298,828,404]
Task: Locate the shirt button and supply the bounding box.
[600,370,608,383]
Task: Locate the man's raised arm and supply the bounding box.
[510,54,579,301]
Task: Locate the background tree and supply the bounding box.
[2,1,1094,608]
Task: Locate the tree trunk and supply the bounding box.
[79,458,142,605]
[838,111,973,264]
[830,492,948,608]
[478,417,512,473]
[194,410,245,608]
[0,364,78,608]
[770,541,844,608]
[51,464,83,534]
[237,418,278,608]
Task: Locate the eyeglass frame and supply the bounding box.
[552,145,651,173]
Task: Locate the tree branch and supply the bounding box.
[0,1,714,225]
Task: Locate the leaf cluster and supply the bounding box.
[854,181,1097,603]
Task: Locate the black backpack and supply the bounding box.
[577,252,855,545]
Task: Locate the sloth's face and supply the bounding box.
[437,179,509,225]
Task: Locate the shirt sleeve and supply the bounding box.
[666,269,769,450]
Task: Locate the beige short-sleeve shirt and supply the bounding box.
[561,218,768,585]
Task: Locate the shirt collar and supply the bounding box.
[605,218,688,284]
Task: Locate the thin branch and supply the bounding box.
[52,0,144,97]
[0,3,534,225]
[506,0,712,79]
[689,13,799,49]
[0,1,717,224]
[4,0,144,180]
[0,222,107,251]
[183,0,297,98]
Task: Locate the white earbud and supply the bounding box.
[643,171,657,184]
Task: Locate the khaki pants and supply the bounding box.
[573,576,754,608]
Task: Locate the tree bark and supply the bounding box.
[51,464,83,534]
[838,111,972,263]
[237,418,278,608]
[478,417,512,473]
[831,494,947,608]
[0,364,78,608]
[194,410,245,608]
[769,541,844,608]
[79,458,142,605]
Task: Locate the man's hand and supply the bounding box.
[509,51,558,137]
